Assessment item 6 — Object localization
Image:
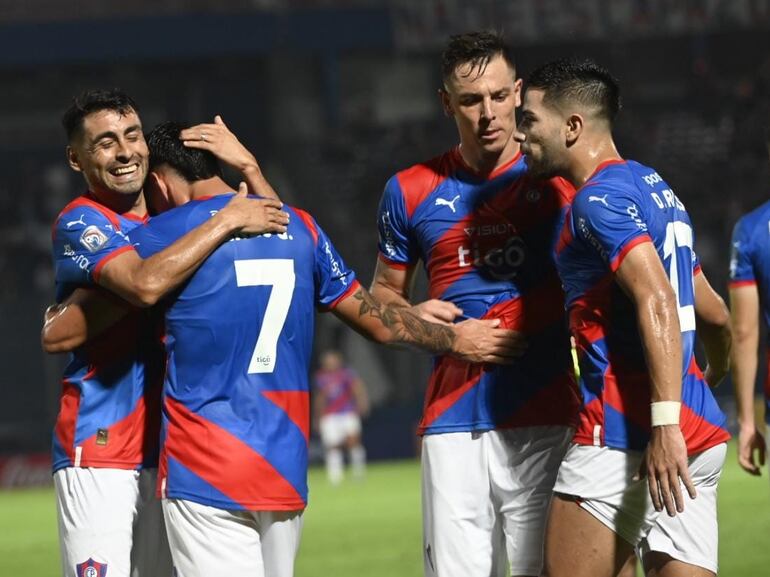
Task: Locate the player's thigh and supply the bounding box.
[544,494,634,577]
[488,426,573,576]
[130,468,172,577]
[319,415,346,448]
[163,498,262,577]
[256,510,304,577]
[55,467,141,577]
[421,432,499,577]
[638,443,726,576]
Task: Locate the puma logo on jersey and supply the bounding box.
[66,214,87,228]
[588,194,609,206]
[435,195,460,213]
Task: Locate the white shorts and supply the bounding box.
[554,442,726,561]
[421,426,573,577]
[637,443,725,573]
[319,413,361,448]
[54,467,171,577]
[163,498,303,577]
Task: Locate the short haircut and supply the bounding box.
[441,30,515,84]
[526,58,621,124]
[62,88,138,142]
[147,121,222,182]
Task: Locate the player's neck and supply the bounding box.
[459,138,520,176]
[568,136,621,188]
[89,188,147,218]
[188,176,233,200]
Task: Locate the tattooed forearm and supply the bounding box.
[352,289,455,354]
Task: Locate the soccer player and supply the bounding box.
[123,121,523,576]
[515,58,731,577]
[46,89,289,577]
[727,125,770,477]
[371,31,581,577]
[313,349,370,484]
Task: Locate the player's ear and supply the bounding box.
[565,114,583,145]
[66,145,82,173]
[513,78,523,108]
[439,89,453,117]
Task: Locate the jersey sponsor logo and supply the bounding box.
[66,214,87,228]
[76,558,108,577]
[626,204,648,231]
[380,210,398,257]
[526,188,541,202]
[642,172,664,186]
[729,241,740,278]
[588,194,609,206]
[578,216,609,262]
[63,244,75,257]
[457,235,527,280]
[79,225,109,253]
[435,194,460,213]
[323,241,348,285]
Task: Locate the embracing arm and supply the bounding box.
[615,242,694,516]
[100,185,288,307]
[729,283,766,475]
[42,288,131,353]
[693,270,731,388]
[332,286,523,363]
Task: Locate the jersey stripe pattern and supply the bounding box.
[729,200,770,424]
[556,159,730,453]
[377,147,580,435]
[314,368,358,416]
[130,194,357,511]
[51,194,164,472]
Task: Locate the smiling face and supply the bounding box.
[67,108,148,201]
[516,88,570,179]
[442,54,521,168]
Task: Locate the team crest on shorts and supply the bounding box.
[76,558,108,577]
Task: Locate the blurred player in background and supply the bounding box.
[516,58,731,577]
[727,124,770,477]
[313,349,370,484]
[44,89,288,577]
[371,31,580,577]
[125,122,525,577]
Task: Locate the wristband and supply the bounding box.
[650,401,681,427]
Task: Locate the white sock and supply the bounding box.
[326,448,344,485]
[350,445,366,479]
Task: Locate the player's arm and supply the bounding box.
[180,116,280,201]
[332,285,525,363]
[729,283,766,475]
[370,259,463,324]
[693,270,731,388]
[41,288,130,353]
[99,184,288,307]
[615,242,695,517]
[352,376,370,418]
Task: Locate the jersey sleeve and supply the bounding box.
[729,217,756,287]
[376,175,416,268]
[129,218,175,260]
[571,184,652,272]
[52,205,136,287]
[313,221,359,309]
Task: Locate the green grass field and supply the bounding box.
[1,443,768,576]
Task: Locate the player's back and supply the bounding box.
[132,194,357,510]
[730,199,770,328]
[557,159,729,453]
[314,368,357,415]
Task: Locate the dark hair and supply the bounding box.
[147,121,222,182]
[62,88,138,142]
[441,31,515,83]
[526,58,621,124]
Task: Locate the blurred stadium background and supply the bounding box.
[0,0,769,574]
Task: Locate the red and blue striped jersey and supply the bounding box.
[130,194,358,511]
[314,367,358,416]
[555,159,729,453]
[377,147,580,435]
[729,200,770,425]
[50,194,163,472]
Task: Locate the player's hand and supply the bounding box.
[411,299,463,325]
[181,115,261,175]
[702,363,728,389]
[220,182,289,236]
[645,425,696,516]
[450,318,527,364]
[737,424,766,476]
